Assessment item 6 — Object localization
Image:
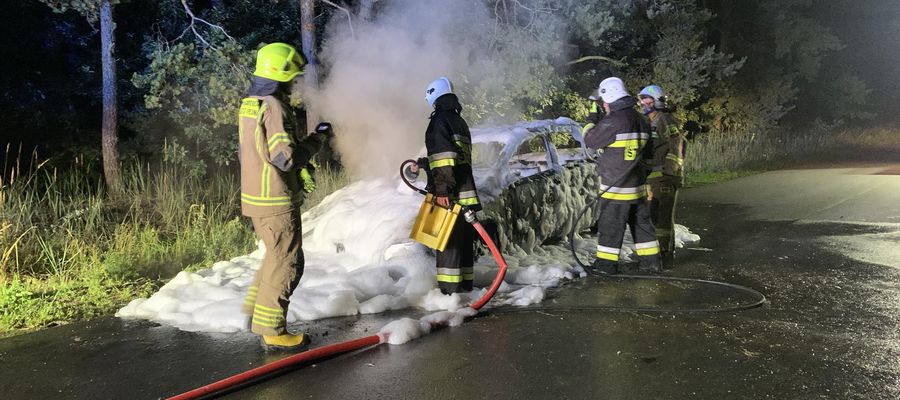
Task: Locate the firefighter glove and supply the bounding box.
[300,165,316,193]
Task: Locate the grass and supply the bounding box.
[683,170,762,188]
[0,147,351,337]
[682,124,900,187]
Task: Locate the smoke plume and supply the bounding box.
[308,0,564,179]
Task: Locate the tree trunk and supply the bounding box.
[359,0,377,21]
[300,0,319,133]
[100,0,122,195]
[704,0,735,54]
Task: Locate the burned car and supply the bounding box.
[467,118,599,256]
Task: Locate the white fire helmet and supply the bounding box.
[598,77,629,103]
[425,77,453,107]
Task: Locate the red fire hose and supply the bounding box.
[167,217,509,400]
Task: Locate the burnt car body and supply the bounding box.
[467,118,599,256]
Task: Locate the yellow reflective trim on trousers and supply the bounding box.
[437,274,463,283]
[648,171,663,179]
[252,317,282,328]
[241,199,291,206]
[608,139,647,148]
[430,159,456,169]
[462,273,475,280]
[458,197,480,206]
[244,291,257,304]
[596,251,619,261]
[252,313,279,322]
[666,154,684,165]
[241,193,291,206]
[635,247,660,256]
[254,303,282,314]
[600,191,646,201]
[253,306,282,316]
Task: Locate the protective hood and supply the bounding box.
[430,93,462,117]
[247,76,281,97]
[608,96,637,113]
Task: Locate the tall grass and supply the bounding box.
[683,125,900,187]
[0,147,351,336]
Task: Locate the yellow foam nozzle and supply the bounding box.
[410,193,462,251]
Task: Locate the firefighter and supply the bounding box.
[639,85,684,269]
[584,77,661,274]
[238,42,329,351]
[581,89,604,135]
[422,76,481,294]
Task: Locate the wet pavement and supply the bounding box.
[1,166,899,399]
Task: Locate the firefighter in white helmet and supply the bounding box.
[420,76,481,293]
[583,77,661,274]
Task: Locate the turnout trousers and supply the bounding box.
[649,181,679,259]
[242,211,304,336]
[595,199,661,269]
[435,216,475,294]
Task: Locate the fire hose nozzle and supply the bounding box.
[463,209,477,224]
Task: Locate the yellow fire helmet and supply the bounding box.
[253,43,306,82]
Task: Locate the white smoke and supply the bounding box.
[308,0,565,179]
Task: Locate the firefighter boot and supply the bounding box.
[661,251,675,270]
[261,332,311,352]
[638,255,662,274]
[590,259,619,275]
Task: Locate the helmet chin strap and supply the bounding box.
[655,95,668,110]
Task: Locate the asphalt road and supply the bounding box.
[1,165,898,400]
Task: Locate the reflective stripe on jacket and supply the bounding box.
[238,95,323,217]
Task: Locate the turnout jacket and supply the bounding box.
[424,94,481,210]
[584,96,653,203]
[646,110,685,187]
[238,95,323,217]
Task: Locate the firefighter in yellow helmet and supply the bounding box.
[238,42,331,351]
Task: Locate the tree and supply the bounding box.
[701,0,845,131]
[39,0,124,194]
[132,0,291,173]
[299,0,319,133]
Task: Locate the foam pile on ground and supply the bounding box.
[379,307,477,345]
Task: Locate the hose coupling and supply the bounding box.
[463,209,477,224]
